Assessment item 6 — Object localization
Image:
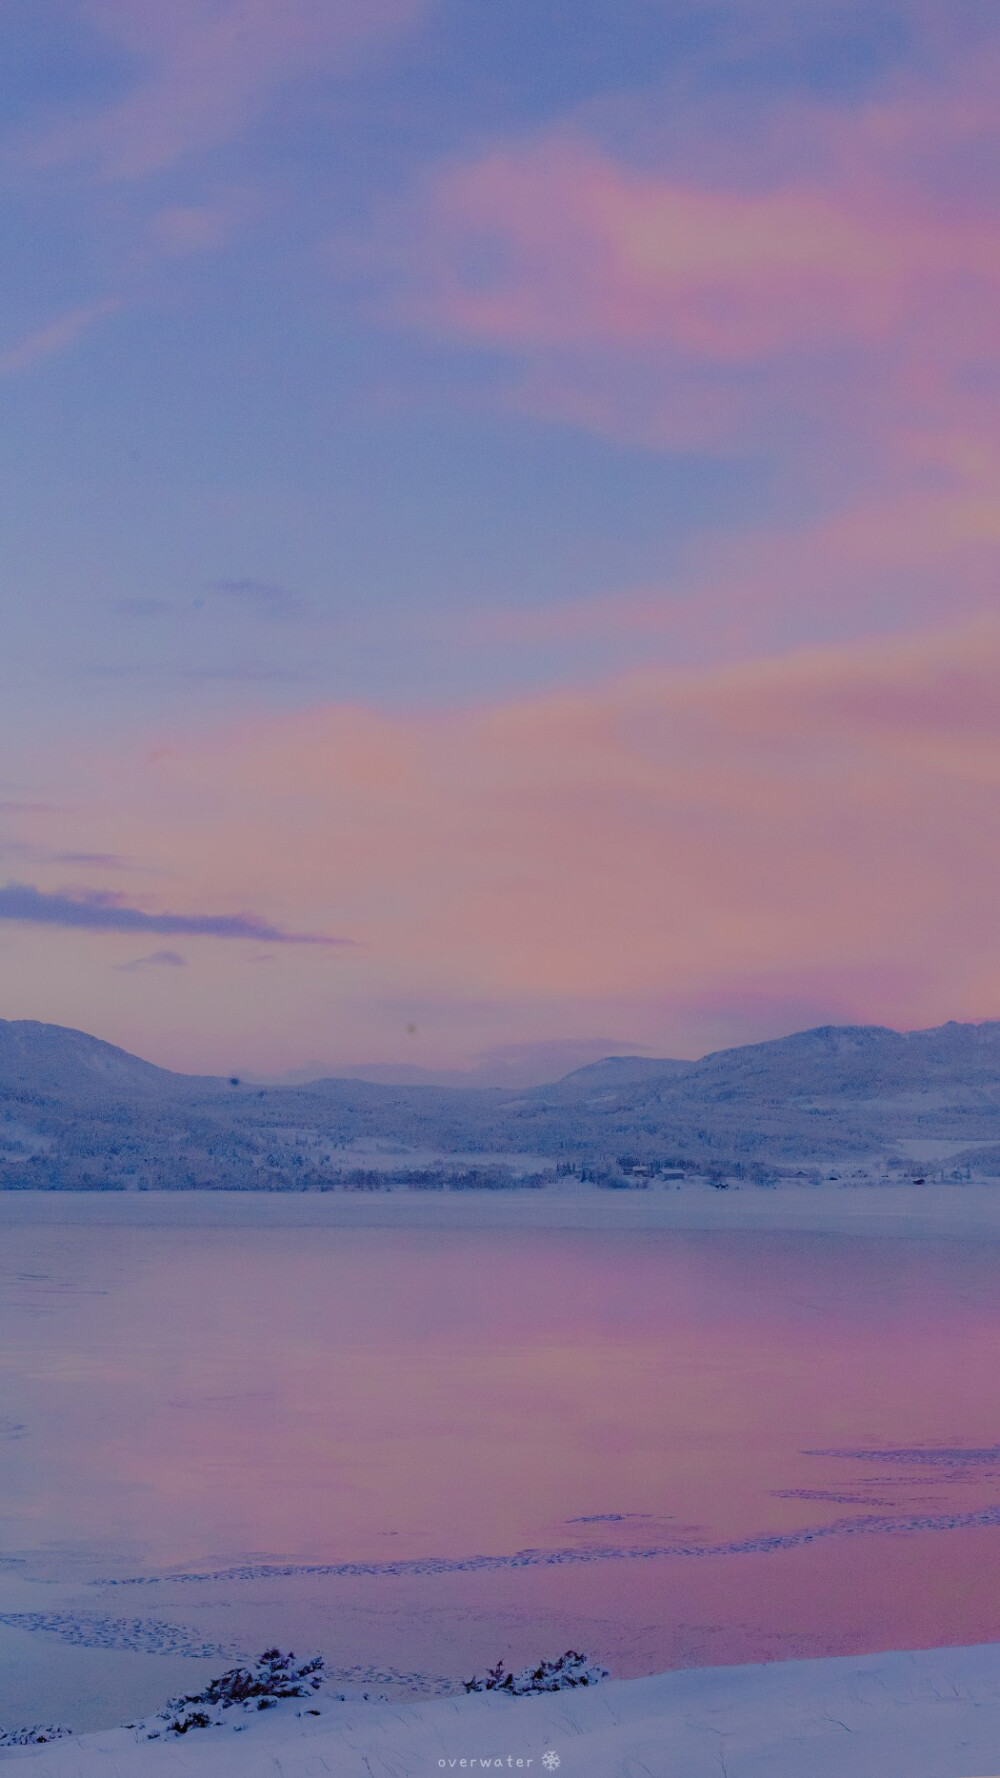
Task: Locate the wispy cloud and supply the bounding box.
[205,580,311,621]
[51,851,132,868]
[388,142,961,357]
[366,99,999,434]
[353,28,1000,499]
[0,846,134,871]
[53,616,1000,1051]
[87,664,305,684]
[345,33,1000,687]
[23,0,428,181]
[115,949,189,971]
[145,201,242,257]
[0,883,344,945]
[0,298,121,376]
[8,616,1000,1060]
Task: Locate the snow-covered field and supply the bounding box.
[8,1642,1000,1777]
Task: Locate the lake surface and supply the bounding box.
[3,1207,1000,1730]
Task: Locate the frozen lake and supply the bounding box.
[3,1195,1000,1731]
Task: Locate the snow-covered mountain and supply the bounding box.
[2,1017,1000,1189]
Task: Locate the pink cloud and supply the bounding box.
[377,107,999,354]
[9,617,998,1067]
[354,47,1000,473]
[349,54,1000,687]
[0,297,122,374]
[397,141,986,360]
[470,437,1000,670]
[25,0,427,179]
[145,200,243,255]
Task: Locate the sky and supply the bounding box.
[0,0,998,1078]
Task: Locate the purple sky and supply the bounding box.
[0,0,998,1076]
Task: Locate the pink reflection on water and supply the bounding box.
[4,1225,1000,1673]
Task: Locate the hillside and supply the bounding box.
[0,1020,192,1095]
[2,1018,1000,1190]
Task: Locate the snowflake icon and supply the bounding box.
[541,1754,561,1771]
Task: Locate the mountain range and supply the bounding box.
[2,1017,1000,1190]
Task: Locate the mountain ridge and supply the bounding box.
[3,1016,1000,1190]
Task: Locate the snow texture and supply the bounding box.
[146,1651,326,1739]
[0,1725,72,1747]
[0,1614,239,1659]
[11,1640,1000,1777]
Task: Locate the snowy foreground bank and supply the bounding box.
[8,1643,1000,1778]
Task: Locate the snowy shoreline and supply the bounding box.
[7,1641,1000,1776]
[2,1182,1000,1240]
